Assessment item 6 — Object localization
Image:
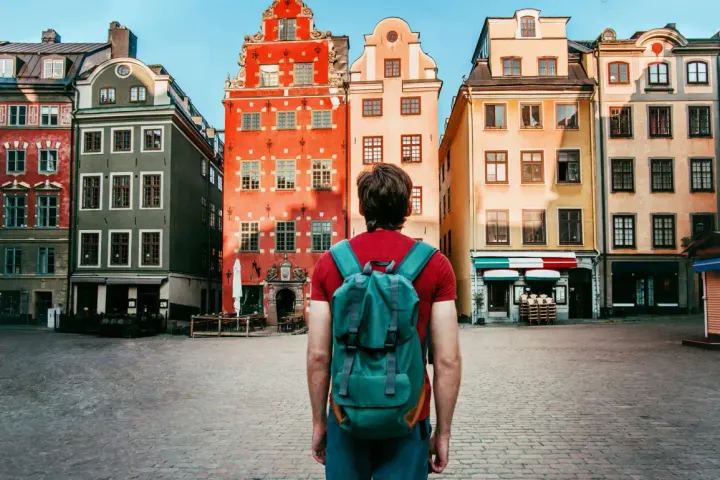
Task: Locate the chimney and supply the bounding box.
[665,23,677,31]
[41,29,61,44]
[108,22,137,59]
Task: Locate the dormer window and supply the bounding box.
[43,59,64,79]
[502,58,521,76]
[130,86,147,102]
[648,63,669,85]
[520,16,536,37]
[100,87,116,104]
[0,58,14,78]
[278,18,297,41]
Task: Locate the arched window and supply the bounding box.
[687,61,708,84]
[608,62,629,84]
[648,62,669,85]
[520,16,536,37]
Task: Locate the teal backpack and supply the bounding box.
[329,239,437,439]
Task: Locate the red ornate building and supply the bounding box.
[222,0,349,324]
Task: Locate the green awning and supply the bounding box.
[474,257,509,269]
[483,269,519,281]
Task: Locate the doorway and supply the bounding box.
[106,285,129,314]
[276,288,296,319]
[487,283,510,316]
[569,269,593,319]
[34,292,53,322]
[137,285,160,316]
[76,284,98,313]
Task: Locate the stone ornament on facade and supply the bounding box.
[263,0,313,19]
[266,264,279,282]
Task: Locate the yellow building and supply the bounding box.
[349,18,442,245]
[440,9,598,323]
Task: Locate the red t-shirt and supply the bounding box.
[311,229,457,421]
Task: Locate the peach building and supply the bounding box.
[595,26,720,315]
[348,18,441,245]
[440,10,598,323]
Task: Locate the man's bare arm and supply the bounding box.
[307,300,333,427]
[431,300,461,438]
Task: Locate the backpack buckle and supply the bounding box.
[347,331,359,351]
[384,330,398,349]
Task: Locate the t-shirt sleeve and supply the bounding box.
[310,252,331,302]
[433,253,457,303]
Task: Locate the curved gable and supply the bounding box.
[635,28,689,48]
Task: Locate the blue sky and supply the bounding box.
[2,0,719,130]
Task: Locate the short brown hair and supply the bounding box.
[357,164,413,232]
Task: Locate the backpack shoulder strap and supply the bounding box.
[396,241,438,282]
[330,240,362,279]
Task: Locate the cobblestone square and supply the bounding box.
[1,318,719,480]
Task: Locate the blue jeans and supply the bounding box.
[325,413,431,480]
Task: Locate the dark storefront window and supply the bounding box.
[611,262,679,308]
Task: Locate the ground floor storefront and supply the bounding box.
[470,251,599,324]
[0,276,66,325]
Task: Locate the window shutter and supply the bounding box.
[28,105,39,125]
[60,105,72,126]
[0,105,7,125]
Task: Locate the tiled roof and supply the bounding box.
[468,62,595,89]
[0,42,108,54]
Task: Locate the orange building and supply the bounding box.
[222,0,349,324]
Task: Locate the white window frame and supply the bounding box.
[79,173,103,211]
[275,159,296,190]
[110,127,134,154]
[294,63,314,86]
[81,128,104,155]
[78,230,102,268]
[556,207,584,246]
[217,175,223,192]
[140,125,165,153]
[138,229,163,268]
[139,171,164,210]
[130,86,147,102]
[40,105,60,126]
[6,149,26,174]
[107,229,132,268]
[312,110,332,129]
[554,101,580,130]
[277,111,296,130]
[38,149,58,174]
[259,64,280,87]
[35,194,59,228]
[44,59,64,79]
[8,105,27,126]
[0,58,15,78]
[209,167,216,185]
[201,159,207,177]
[109,172,134,211]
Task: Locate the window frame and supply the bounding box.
[520,16,536,37]
[293,62,313,86]
[99,87,116,105]
[311,220,332,252]
[648,106,673,138]
[130,86,147,103]
[37,246,55,275]
[276,111,297,130]
[78,230,102,268]
[275,159,296,191]
[555,102,579,130]
[609,106,633,138]
[520,103,543,129]
[612,215,636,249]
[241,160,261,191]
[522,209,547,245]
[556,149,581,184]
[520,150,545,184]
[608,61,630,85]
[486,209,510,246]
[311,110,332,129]
[311,160,332,190]
[686,61,709,85]
[8,105,27,126]
[4,247,22,275]
[240,222,260,252]
[141,125,164,152]
[651,214,676,249]
[400,97,421,115]
[43,59,64,79]
[0,58,15,78]
[690,158,714,193]
[650,158,674,193]
[110,172,133,210]
[79,173,102,211]
[384,59,401,78]
[6,149,26,174]
[3,194,27,228]
[38,149,58,174]
[485,151,508,185]
[401,134,422,163]
[139,229,162,268]
[278,18,297,41]
[538,57,557,76]
[111,127,134,153]
[259,64,280,87]
[108,229,132,268]
[241,112,261,131]
[611,158,635,193]
[81,129,104,155]
[35,194,59,228]
[362,99,383,117]
[484,103,507,129]
[40,105,59,126]
[647,62,670,86]
[691,213,716,239]
[411,186,422,216]
[502,57,522,76]
[140,171,163,210]
[275,221,296,253]
[688,105,712,138]
[362,136,383,164]
[558,208,583,246]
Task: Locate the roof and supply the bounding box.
[0,42,110,85]
[467,62,595,89]
[0,42,108,54]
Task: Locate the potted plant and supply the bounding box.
[474,290,486,325]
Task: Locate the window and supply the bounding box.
[411,187,422,215]
[217,175,223,192]
[687,61,708,84]
[312,110,332,129]
[521,151,544,183]
[485,104,506,129]
[278,18,297,41]
[242,113,261,131]
[557,150,580,183]
[276,160,296,190]
[111,174,131,209]
[275,221,296,252]
[209,168,216,186]
[142,174,162,208]
[241,161,260,190]
[277,111,296,130]
[502,58,521,76]
[559,209,583,245]
[691,158,714,192]
[113,129,132,152]
[520,16,536,37]
[442,194,446,217]
[689,106,711,138]
[6,150,25,173]
[109,232,130,266]
[487,210,509,245]
[218,210,223,232]
[0,58,14,78]
[79,232,100,266]
[40,106,59,126]
[209,203,216,229]
[692,214,715,239]
[446,152,450,172]
[240,222,259,251]
[611,159,634,192]
[3,195,26,227]
[4,248,22,275]
[36,196,58,228]
[363,137,383,164]
[143,128,162,151]
[384,59,401,78]
[81,175,101,210]
[401,135,422,163]
[447,186,451,213]
[294,63,313,85]
[649,106,672,137]
[201,159,208,178]
[259,65,279,87]
[8,105,26,126]
[140,231,161,266]
[522,210,546,245]
[610,107,632,138]
[39,150,57,173]
[648,63,669,85]
[447,230,452,258]
[651,159,674,192]
[613,215,635,248]
[485,151,507,184]
[556,103,578,129]
[608,62,629,84]
[401,97,421,115]
[538,58,556,76]
[521,104,542,128]
[312,160,331,190]
[84,131,102,153]
[311,221,332,252]
[130,86,147,102]
[201,198,207,224]
[652,215,675,249]
[99,87,116,104]
[363,99,382,117]
[38,247,55,275]
[44,59,64,79]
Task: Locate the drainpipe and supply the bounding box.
[594,50,609,316]
[465,81,476,322]
[344,82,350,239]
[67,79,79,316]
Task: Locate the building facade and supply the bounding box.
[222,0,349,325]
[348,18,441,244]
[440,10,598,323]
[0,28,114,322]
[595,26,720,315]
[72,48,223,321]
